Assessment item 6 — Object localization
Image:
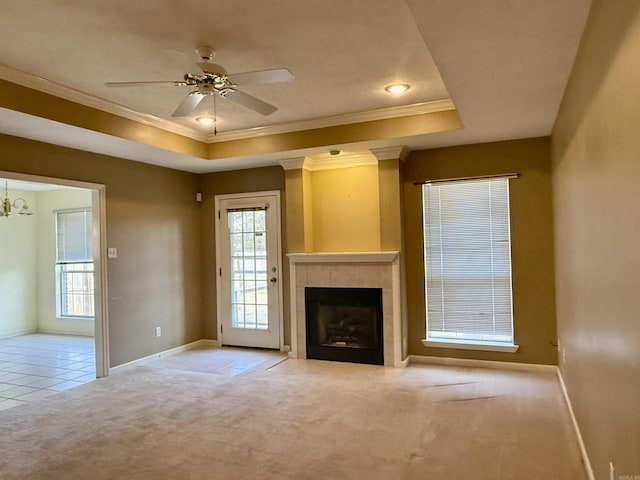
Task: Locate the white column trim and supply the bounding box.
[279,157,306,170]
[371,146,409,162]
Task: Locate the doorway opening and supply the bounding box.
[0,171,108,408]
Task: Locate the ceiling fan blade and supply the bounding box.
[172,92,206,117]
[105,81,186,87]
[224,89,277,115]
[227,68,294,85]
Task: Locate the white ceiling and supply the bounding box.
[0,177,65,192]
[0,0,592,173]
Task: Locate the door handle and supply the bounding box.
[270,277,277,283]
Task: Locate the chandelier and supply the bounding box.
[0,181,34,218]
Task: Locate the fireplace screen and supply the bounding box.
[316,304,377,348]
[305,287,383,365]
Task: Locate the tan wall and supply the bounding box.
[310,165,381,252]
[198,167,289,343]
[283,169,305,254]
[552,0,640,477]
[378,159,403,251]
[403,137,557,365]
[302,169,314,252]
[0,133,202,367]
[36,188,94,337]
[0,189,38,337]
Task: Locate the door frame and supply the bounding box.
[215,190,284,350]
[0,170,110,377]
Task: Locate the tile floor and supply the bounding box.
[0,333,96,411]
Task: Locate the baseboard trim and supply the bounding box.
[397,356,410,368]
[37,329,94,337]
[557,368,595,480]
[408,354,557,373]
[110,339,219,372]
[0,328,37,339]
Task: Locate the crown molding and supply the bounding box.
[279,157,306,170]
[207,99,455,143]
[0,63,209,142]
[279,153,379,172]
[304,152,378,172]
[371,146,409,162]
[0,63,455,147]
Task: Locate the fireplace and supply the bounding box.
[287,252,406,367]
[305,287,384,365]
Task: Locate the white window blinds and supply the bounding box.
[422,178,514,344]
[56,209,93,263]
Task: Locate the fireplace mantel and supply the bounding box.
[287,252,399,264]
[287,251,407,367]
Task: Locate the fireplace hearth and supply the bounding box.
[305,287,384,365]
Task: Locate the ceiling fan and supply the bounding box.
[105,46,294,118]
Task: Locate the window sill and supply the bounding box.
[422,339,519,353]
[57,316,95,321]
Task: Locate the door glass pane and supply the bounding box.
[255,212,266,232]
[228,209,269,330]
[230,214,243,233]
[243,258,256,280]
[256,281,268,304]
[243,232,255,253]
[231,258,244,280]
[255,232,266,256]
[256,305,268,329]
[230,234,243,256]
[256,258,267,280]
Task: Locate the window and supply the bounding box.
[55,208,94,318]
[422,177,517,352]
[228,208,269,330]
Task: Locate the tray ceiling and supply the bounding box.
[0,0,592,172]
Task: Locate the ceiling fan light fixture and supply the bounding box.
[17,203,34,215]
[196,116,215,126]
[385,83,410,94]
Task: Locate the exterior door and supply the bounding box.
[217,193,281,349]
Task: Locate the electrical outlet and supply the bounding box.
[610,461,615,480]
[155,327,161,337]
[107,247,118,259]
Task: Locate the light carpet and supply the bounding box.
[0,347,586,479]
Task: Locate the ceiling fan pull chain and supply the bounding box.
[214,94,217,136]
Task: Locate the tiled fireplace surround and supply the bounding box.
[287,252,407,367]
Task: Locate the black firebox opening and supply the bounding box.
[305,287,383,365]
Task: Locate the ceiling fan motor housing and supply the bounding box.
[195,45,215,61]
[198,63,228,78]
[198,73,236,95]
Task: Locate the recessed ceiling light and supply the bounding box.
[196,116,215,126]
[384,83,410,94]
